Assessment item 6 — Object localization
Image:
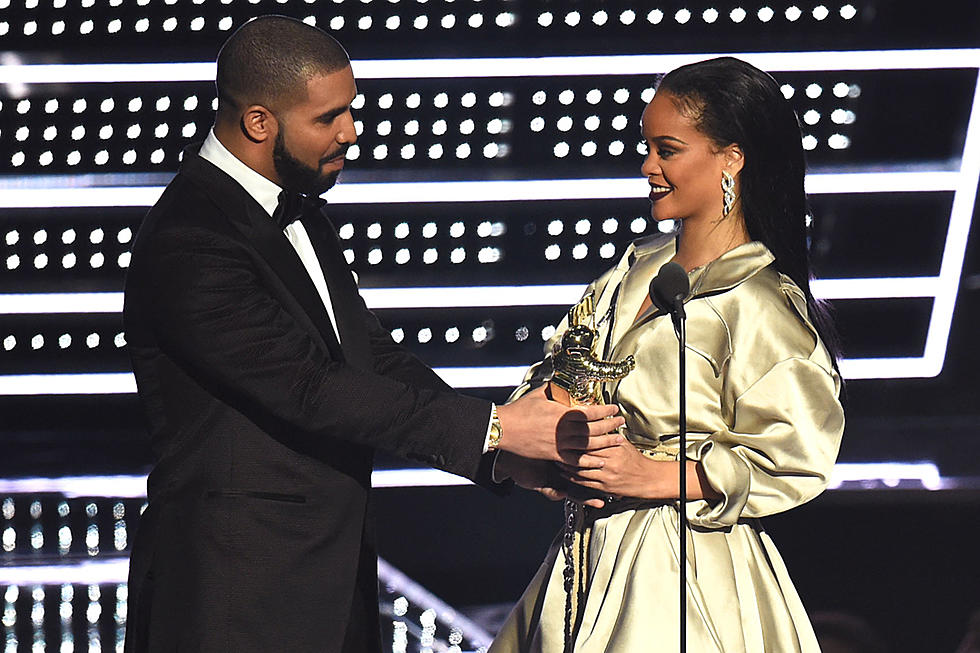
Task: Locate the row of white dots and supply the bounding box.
[1,584,121,606]
[6,251,131,270]
[3,95,206,115]
[1,499,134,521]
[389,324,552,346]
[345,246,503,265]
[2,332,126,351]
[5,136,850,170]
[355,118,511,138]
[9,122,198,142]
[554,139,640,158]
[532,88,648,106]
[5,228,131,246]
[352,91,512,111]
[537,5,858,27]
[338,221,506,240]
[532,114,631,133]
[347,141,509,161]
[803,133,850,150]
[3,526,125,558]
[0,12,517,37]
[546,217,638,236]
[340,241,625,266]
[2,523,129,555]
[10,148,171,168]
[802,109,857,125]
[781,82,862,100]
[1,82,853,121]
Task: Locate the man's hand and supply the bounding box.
[495,451,607,508]
[494,452,566,501]
[495,385,625,463]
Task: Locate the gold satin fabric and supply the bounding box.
[491,236,845,653]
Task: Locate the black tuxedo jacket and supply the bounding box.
[122,148,493,652]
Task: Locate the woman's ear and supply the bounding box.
[239,105,277,144]
[724,143,745,176]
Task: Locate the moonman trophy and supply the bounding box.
[546,293,635,653]
[547,293,635,406]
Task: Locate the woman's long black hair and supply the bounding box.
[656,56,841,366]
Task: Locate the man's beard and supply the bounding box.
[272,125,343,196]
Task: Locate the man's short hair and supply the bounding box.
[216,15,350,115]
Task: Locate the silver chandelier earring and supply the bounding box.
[721,170,736,218]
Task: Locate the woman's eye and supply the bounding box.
[658,149,675,159]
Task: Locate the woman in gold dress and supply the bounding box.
[491,57,845,652]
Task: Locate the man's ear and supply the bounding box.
[240,105,277,144]
[723,143,745,176]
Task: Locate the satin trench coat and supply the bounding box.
[490,236,845,653]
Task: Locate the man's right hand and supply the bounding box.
[495,385,625,463]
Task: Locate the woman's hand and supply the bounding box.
[559,441,723,501]
[557,439,658,500]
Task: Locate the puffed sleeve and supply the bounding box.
[687,357,844,528]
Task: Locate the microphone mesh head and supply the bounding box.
[649,261,690,311]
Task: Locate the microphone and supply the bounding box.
[649,261,690,326]
[649,260,691,653]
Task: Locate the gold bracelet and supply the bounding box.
[488,404,503,451]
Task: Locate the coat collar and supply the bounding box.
[629,236,776,299]
[177,144,347,362]
[686,240,776,298]
[609,235,776,347]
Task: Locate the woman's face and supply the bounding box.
[640,91,738,224]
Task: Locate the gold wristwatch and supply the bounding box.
[488,404,503,451]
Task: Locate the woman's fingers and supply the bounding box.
[560,432,624,455]
[557,455,605,472]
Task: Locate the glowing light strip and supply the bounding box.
[437,365,529,388]
[0,185,162,208]
[0,558,131,585]
[0,367,525,395]
[0,373,137,395]
[361,285,585,308]
[0,275,942,318]
[0,343,940,394]
[919,69,980,378]
[1,49,978,86]
[0,292,125,314]
[838,357,931,380]
[0,471,469,498]
[809,276,940,300]
[0,462,948,502]
[0,474,148,498]
[827,462,943,490]
[372,468,471,487]
[0,171,959,209]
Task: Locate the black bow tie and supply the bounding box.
[273,190,326,229]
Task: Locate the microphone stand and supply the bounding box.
[649,261,691,653]
[672,300,687,653]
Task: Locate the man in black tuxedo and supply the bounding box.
[122,15,623,653]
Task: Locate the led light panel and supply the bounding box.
[1,49,977,390]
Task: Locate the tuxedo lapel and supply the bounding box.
[299,211,372,370]
[178,150,345,361]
